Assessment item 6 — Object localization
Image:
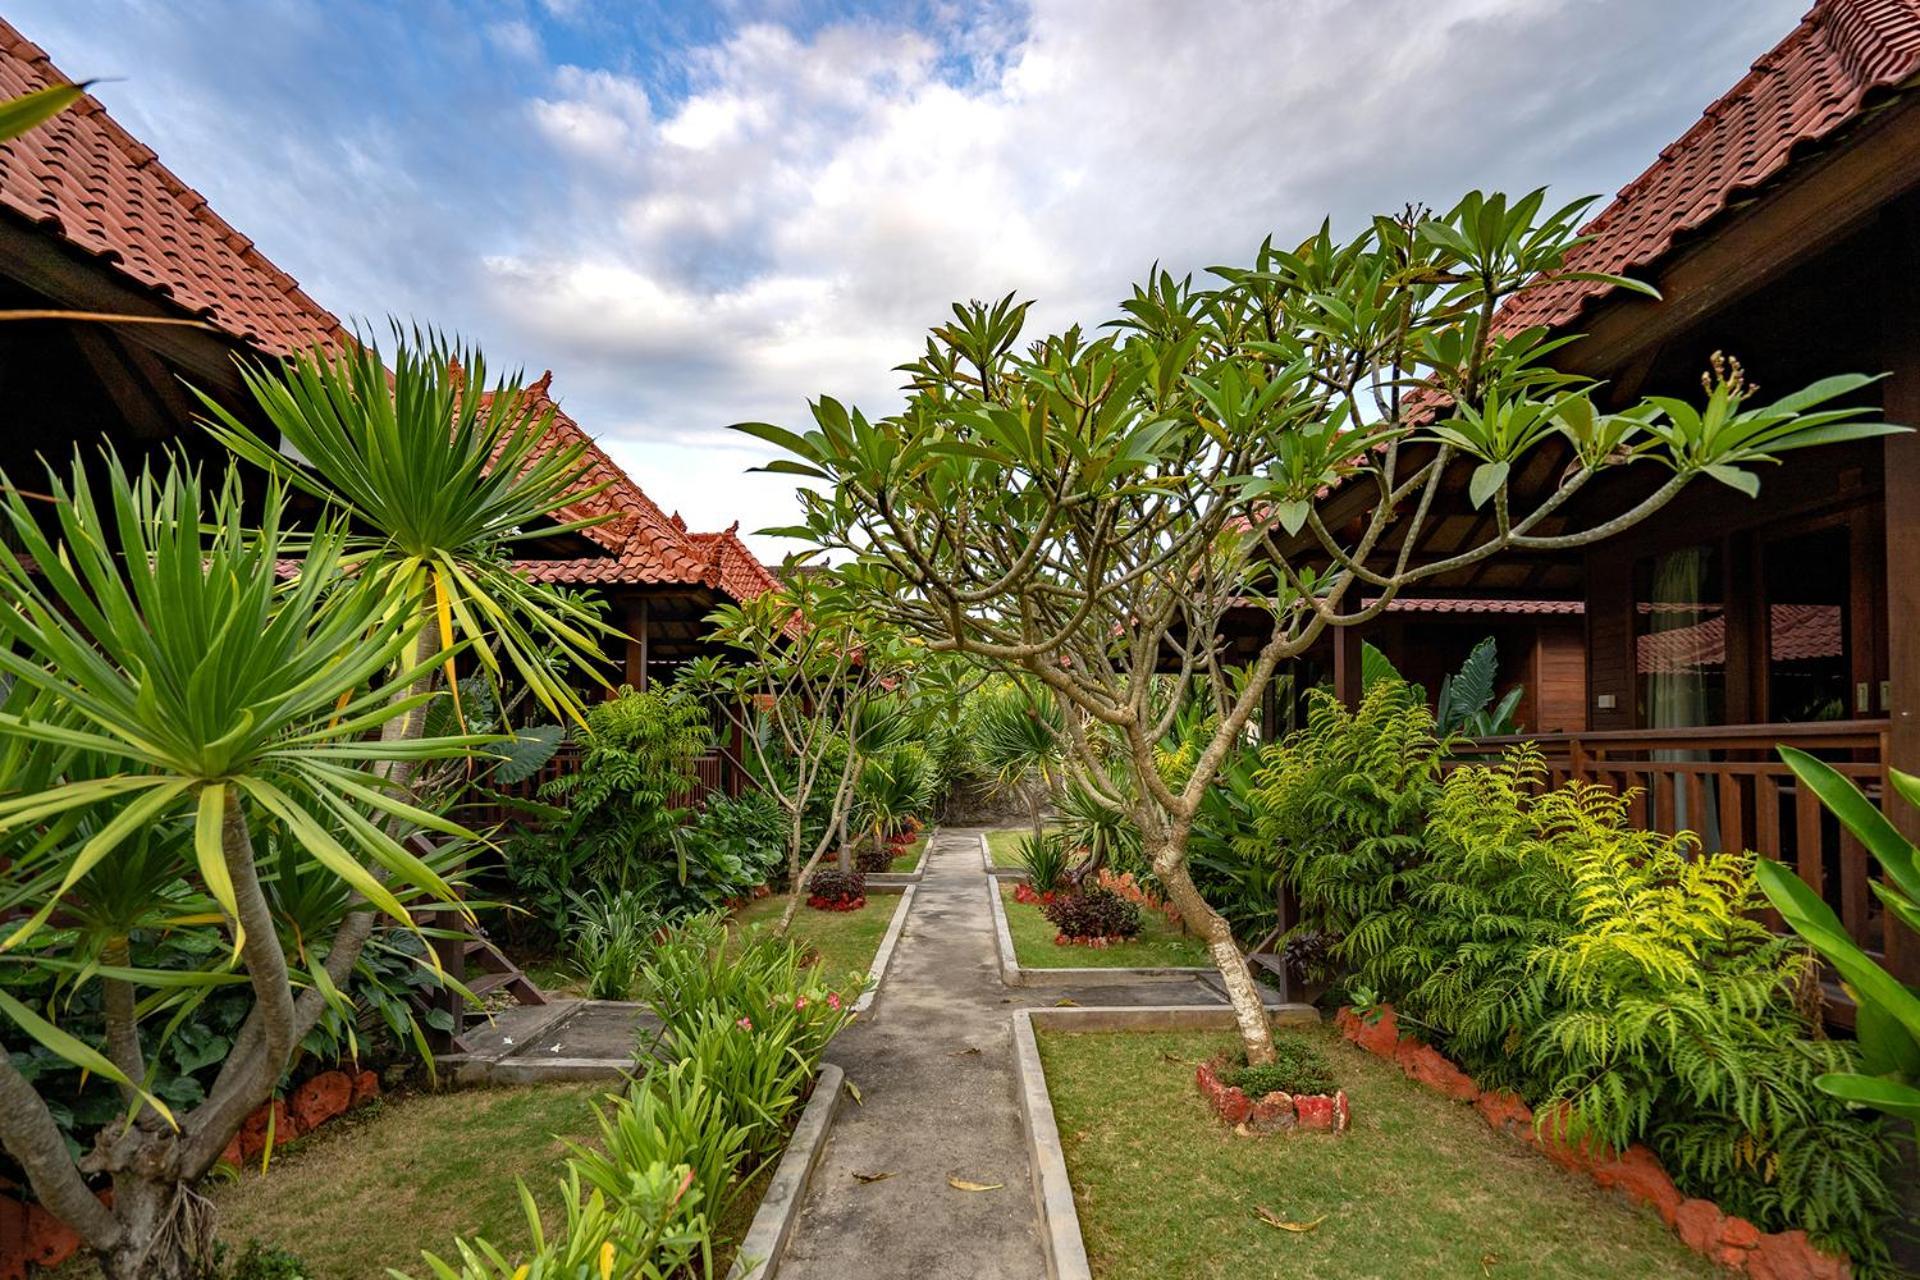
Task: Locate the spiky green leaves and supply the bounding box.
[0,456,482,955]
[195,326,614,723]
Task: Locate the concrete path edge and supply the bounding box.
[1012,1003,1325,1280]
[727,1062,846,1280]
[978,830,1025,878]
[865,825,936,887]
[986,878,1229,989]
[850,885,915,1015]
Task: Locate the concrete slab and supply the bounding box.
[727,1063,844,1280]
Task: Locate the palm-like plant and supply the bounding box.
[194,327,614,725]
[1758,747,1920,1138]
[973,684,1066,842]
[0,459,482,1279]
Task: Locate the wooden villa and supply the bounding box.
[0,16,778,800]
[1276,0,1920,990]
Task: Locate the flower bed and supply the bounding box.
[806,867,867,912]
[1194,1057,1349,1135]
[1336,1006,1851,1280]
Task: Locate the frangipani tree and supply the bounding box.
[738,191,1902,1064]
[683,571,910,931]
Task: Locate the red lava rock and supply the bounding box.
[1531,1103,1613,1175]
[25,1202,80,1268]
[1,1195,27,1280]
[1746,1230,1853,1280]
[1195,1062,1254,1127]
[1294,1093,1337,1131]
[1721,1216,1762,1251]
[1473,1089,1533,1137]
[219,1134,243,1167]
[238,1098,297,1160]
[1590,1145,1683,1226]
[1674,1198,1726,1256]
[1247,1091,1296,1133]
[1394,1041,1479,1102]
[291,1069,353,1131]
[351,1068,381,1106]
[1335,1005,1401,1058]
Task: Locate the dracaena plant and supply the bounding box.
[194,325,614,726]
[1758,747,1920,1139]
[0,457,483,1280]
[735,188,1903,1065]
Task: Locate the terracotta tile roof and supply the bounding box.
[0,18,349,356]
[1635,602,1843,672]
[1499,0,1920,336]
[503,373,778,601]
[687,526,784,603]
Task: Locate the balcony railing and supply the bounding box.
[1447,719,1914,983]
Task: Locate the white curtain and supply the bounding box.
[1646,546,1720,848]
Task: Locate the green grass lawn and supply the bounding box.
[1036,1026,1720,1280]
[887,833,928,872]
[1001,883,1209,969]
[730,890,896,983]
[985,824,1060,867]
[44,1084,600,1280]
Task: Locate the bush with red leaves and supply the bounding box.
[1042,887,1142,941]
[806,867,867,911]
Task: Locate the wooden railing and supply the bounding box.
[1447,720,1913,982]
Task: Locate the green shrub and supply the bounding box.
[1341,748,1896,1266]
[205,1240,313,1280]
[1251,681,1447,947]
[566,888,660,1000]
[1014,829,1073,893]
[1223,1035,1335,1098]
[677,789,787,892]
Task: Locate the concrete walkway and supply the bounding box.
[778,825,1237,1280]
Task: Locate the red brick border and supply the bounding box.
[1194,1057,1350,1134]
[1334,1006,1850,1280]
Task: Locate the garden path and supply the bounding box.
[777,825,1238,1280]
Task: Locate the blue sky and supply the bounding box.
[14,0,1807,557]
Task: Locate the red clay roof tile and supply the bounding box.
[1498,0,1920,336]
[0,18,349,356]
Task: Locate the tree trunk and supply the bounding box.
[834,809,853,873]
[96,1177,213,1280]
[777,842,836,934]
[1151,835,1276,1066]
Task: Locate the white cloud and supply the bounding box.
[487,0,1806,558]
[485,18,542,62]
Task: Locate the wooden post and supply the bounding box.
[1879,204,1920,981]
[623,597,651,692]
[1331,626,1363,710]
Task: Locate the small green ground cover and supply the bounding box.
[1001,884,1208,969]
[45,1084,598,1279]
[985,825,1060,866]
[1035,1027,1720,1280]
[730,891,895,982]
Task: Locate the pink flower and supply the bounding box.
[736,1017,753,1030]
[826,993,842,1011]
[794,996,809,1010]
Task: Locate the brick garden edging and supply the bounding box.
[1334,1005,1851,1280]
[1193,1057,1349,1134]
[0,1068,380,1278]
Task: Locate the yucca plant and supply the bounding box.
[194,326,614,727]
[0,458,483,1280]
[1758,747,1920,1139]
[1013,830,1073,895]
[973,684,1066,844]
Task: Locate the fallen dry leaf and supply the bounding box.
[851,1171,893,1184]
[948,1046,982,1057]
[948,1177,1004,1192]
[1253,1206,1326,1233]
[1053,998,1078,1007]
[842,1079,863,1106]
